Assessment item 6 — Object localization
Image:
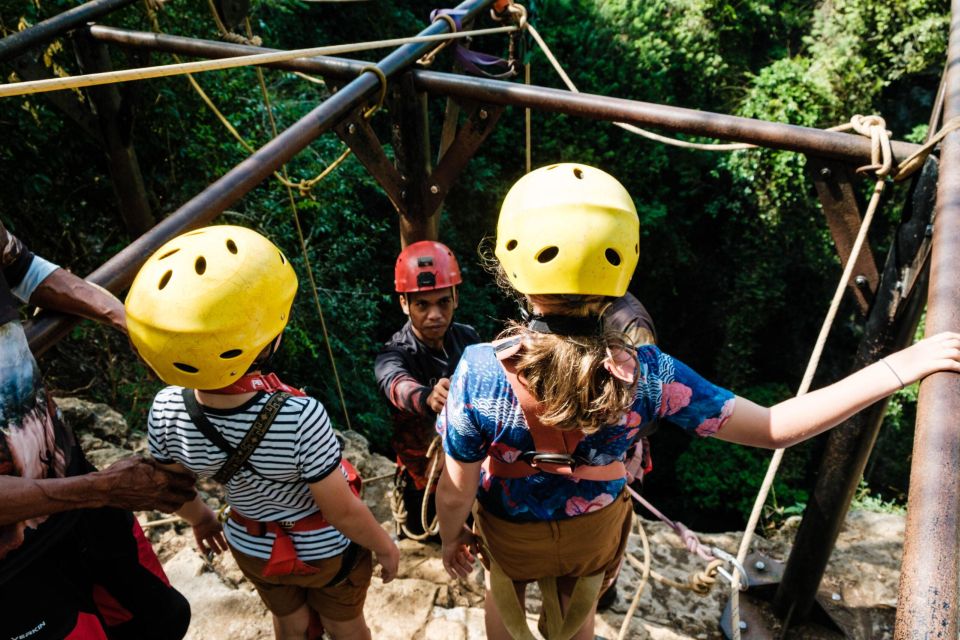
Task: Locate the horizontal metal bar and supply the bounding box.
[89,25,924,167]
[0,0,138,63]
[25,0,495,354]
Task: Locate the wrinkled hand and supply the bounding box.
[426,378,451,413]
[441,525,477,579]
[96,456,196,512]
[192,508,228,556]
[375,541,400,584]
[884,331,960,386]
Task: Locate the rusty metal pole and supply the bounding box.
[87,26,924,167]
[0,0,138,63]
[894,2,960,636]
[25,0,495,355]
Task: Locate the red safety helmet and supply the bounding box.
[394,240,462,293]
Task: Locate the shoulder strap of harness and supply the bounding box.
[181,388,291,484]
[483,338,625,482]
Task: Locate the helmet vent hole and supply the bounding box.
[573,167,584,179]
[195,257,206,275]
[158,249,179,260]
[220,349,243,359]
[536,247,559,263]
[506,239,518,251]
[226,239,238,254]
[158,270,172,290]
[634,243,639,254]
[546,164,560,171]
[605,249,622,266]
[279,251,286,265]
[173,362,199,373]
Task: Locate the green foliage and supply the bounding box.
[0,0,947,526]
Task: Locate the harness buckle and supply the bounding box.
[528,452,578,468]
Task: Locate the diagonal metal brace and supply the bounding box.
[807,156,881,315]
[333,107,405,211]
[423,102,504,218]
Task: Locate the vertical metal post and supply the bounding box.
[894,2,960,636]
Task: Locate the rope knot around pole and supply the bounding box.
[848,114,893,177]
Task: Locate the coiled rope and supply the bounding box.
[390,436,444,541]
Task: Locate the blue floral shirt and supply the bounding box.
[437,343,736,522]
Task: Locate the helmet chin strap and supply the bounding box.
[526,314,603,336]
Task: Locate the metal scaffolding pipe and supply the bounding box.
[0,0,138,63]
[894,0,960,634]
[25,0,495,354]
[88,25,924,166]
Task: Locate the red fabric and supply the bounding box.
[92,518,171,627]
[64,613,109,640]
[230,462,362,578]
[206,372,306,396]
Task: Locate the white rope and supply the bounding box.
[728,116,892,639]
[0,25,518,98]
[526,24,755,152]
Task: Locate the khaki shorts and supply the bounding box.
[231,543,372,620]
[474,490,633,586]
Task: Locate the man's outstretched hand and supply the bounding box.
[426,378,451,413]
[94,457,196,513]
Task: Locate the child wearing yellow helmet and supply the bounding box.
[128,225,399,640]
[435,163,960,640]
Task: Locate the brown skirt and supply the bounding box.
[473,490,633,585]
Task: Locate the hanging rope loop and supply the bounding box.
[358,65,388,119]
[418,12,459,67]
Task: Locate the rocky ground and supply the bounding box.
[60,398,905,640]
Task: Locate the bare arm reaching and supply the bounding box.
[0,456,196,526]
[716,332,960,448]
[29,268,126,334]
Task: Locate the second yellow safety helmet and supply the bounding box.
[125,225,298,390]
[495,163,639,297]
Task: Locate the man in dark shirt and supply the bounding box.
[0,223,196,639]
[375,241,481,538]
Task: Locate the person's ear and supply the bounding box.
[399,294,410,316]
[452,286,459,310]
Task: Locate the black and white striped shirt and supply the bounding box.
[148,386,350,560]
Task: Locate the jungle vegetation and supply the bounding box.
[0,0,947,530]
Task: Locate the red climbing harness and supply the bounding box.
[228,460,362,577]
[481,338,627,482]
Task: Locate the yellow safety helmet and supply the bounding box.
[126,225,298,390]
[495,163,639,297]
